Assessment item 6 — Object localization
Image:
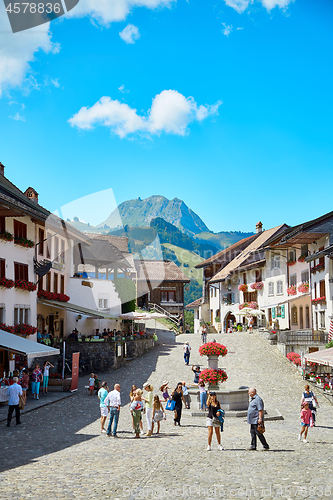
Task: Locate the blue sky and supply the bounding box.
[1,0,333,233]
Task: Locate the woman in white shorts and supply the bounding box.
[98,382,109,433]
[206,392,223,451]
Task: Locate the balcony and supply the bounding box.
[277,329,328,345]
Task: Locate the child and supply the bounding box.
[131,389,144,438]
[94,374,101,393]
[152,395,165,435]
[299,402,313,443]
[88,373,95,396]
[159,381,171,402]
[143,383,154,437]
[189,380,207,410]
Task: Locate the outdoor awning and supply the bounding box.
[0,330,60,357]
[38,299,119,320]
[261,293,311,308]
[305,347,333,367]
[305,244,333,262]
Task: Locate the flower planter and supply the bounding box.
[48,378,63,386]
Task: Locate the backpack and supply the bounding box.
[185,345,190,353]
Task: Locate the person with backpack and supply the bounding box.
[183,341,191,365]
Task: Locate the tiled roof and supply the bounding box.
[185,297,202,309]
[210,225,286,283]
[134,260,190,283]
[88,233,129,253]
[195,234,258,269]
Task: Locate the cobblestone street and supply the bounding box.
[1,329,333,500]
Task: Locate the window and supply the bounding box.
[98,298,108,309]
[244,291,257,303]
[14,306,30,325]
[268,282,274,296]
[161,290,175,302]
[14,262,28,281]
[299,306,303,329]
[13,220,27,240]
[305,306,310,329]
[255,270,262,282]
[301,270,309,283]
[0,216,5,234]
[0,304,5,323]
[291,306,298,325]
[301,244,308,257]
[61,275,64,295]
[319,280,326,298]
[210,288,213,297]
[243,273,247,285]
[46,272,51,292]
[290,274,297,286]
[46,233,51,259]
[319,246,325,266]
[289,249,296,262]
[0,259,5,278]
[276,281,283,295]
[54,273,58,293]
[214,288,217,297]
[314,281,317,299]
[38,276,43,292]
[315,311,318,330]
[319,311,325,329]
[61,239,65,258]
[271,254,280,270]
[54,237,59,261]
[38,228,44,256]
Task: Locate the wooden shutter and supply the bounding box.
[272,307,276,319]
[0,259,5,278]
[281,304,285,319]
[319,280,326,298]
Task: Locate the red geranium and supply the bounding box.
[0,277,14,289]
[37,290,70,302]
[199,342,228,357]
[15,279,37,292]
[199,368,228,385]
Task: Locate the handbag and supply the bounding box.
[257,422,265,434]
[19,396,25,410]
[165,399,176,411]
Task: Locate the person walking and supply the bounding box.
[206,391,224,451]
[98,381,109,433]
[42,360,54,394]
[129,385,143,434]
[159,381,171,402]
[31,364,43,400]
[105,383,121,437]
[299,401,313,443]
[201,324,207,344]
[301,385,319,426]
[183,342,191,365]
[182,381,190,409]
[171,382,186,426]
[7,377,22,427]
[131,389,144,439]
[143,383,154,437]
[20,368,29,406]
[248,316,254,334]
[247,387,269,451]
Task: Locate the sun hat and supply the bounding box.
[185,341,189,345]
[143,382,151,389]
[162,380,169,386]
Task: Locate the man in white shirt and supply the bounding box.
[104,383,121,437]
[7,377,23,427]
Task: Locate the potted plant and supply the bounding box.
[238,284,248,292]
[298,282,309,294]
[199,368,228,390]
[287,285,297,296]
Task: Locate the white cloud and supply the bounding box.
[223,0,293,12]
[236,27,243,30]
[0,2,59,97]
[118,84,130,93]
[222,23,233,37]
[9,112,25,122]
[119,24,140,44]
[224,0,250,13]
[68,90,222,138]
[66,0,176,26]
[261,0,294,10]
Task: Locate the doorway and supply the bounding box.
[48,315,54,334]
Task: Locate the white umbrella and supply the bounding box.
[120,312,146,334]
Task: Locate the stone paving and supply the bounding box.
[1,329,333,500]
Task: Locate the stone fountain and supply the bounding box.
[188,341,249,413]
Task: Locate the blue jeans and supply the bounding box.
[184,353,190,365]
[31,381,40,395]
[107,408,119,436]
[200,391,207,409]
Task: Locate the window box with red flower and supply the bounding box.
[0,322,37,338]
[14,279,37,292]
[298,255,307,263]
[14,237,34,249]
[238,284,248,292]
[287,285,297,296]
[311,296,326,305]
[286,351,301,366]
[37,290,70,302]
[239,301,258,310]
[311,263,325,274]
[250,282,264,290]
[0,277,14,289]
[298,282,309,294]
[0,231,13,242]
[287,260,296,267]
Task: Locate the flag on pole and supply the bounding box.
[329,319,333,342]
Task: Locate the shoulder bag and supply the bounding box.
[165,399,176,411]
[19,395,25,410]
[257,422,265,434]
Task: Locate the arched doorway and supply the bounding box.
[224,311,236,333]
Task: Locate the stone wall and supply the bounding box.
[50,338,156,374]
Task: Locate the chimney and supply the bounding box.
[24,187,39,204]
[256,221,263,234]
[0,162,4,176]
